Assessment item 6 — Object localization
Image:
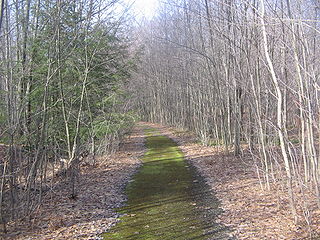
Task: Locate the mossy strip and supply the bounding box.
[102,129,230,239]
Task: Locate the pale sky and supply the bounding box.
[124,0,159,19]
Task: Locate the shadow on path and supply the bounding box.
[102,128,234,240]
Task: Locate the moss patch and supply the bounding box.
[102,129,229,239]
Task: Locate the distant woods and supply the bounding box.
[132,0,320,227]
[0,0,137,231]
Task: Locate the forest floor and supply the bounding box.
[146,122,320,239]
[2,122,320,239]
[2,126,145,240]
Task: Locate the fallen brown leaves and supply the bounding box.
[3,122,320,239]
[2,126,145,240]
[143,122,320,240]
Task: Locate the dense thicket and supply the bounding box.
[0,0,137,230]
[132,0,320,226]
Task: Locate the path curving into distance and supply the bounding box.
[102,128,232,240]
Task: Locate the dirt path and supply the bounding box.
[102,127,232,239]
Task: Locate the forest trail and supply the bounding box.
[102,127,230,239]
[4,123,317,239]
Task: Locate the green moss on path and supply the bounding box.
[102,128,230,239]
